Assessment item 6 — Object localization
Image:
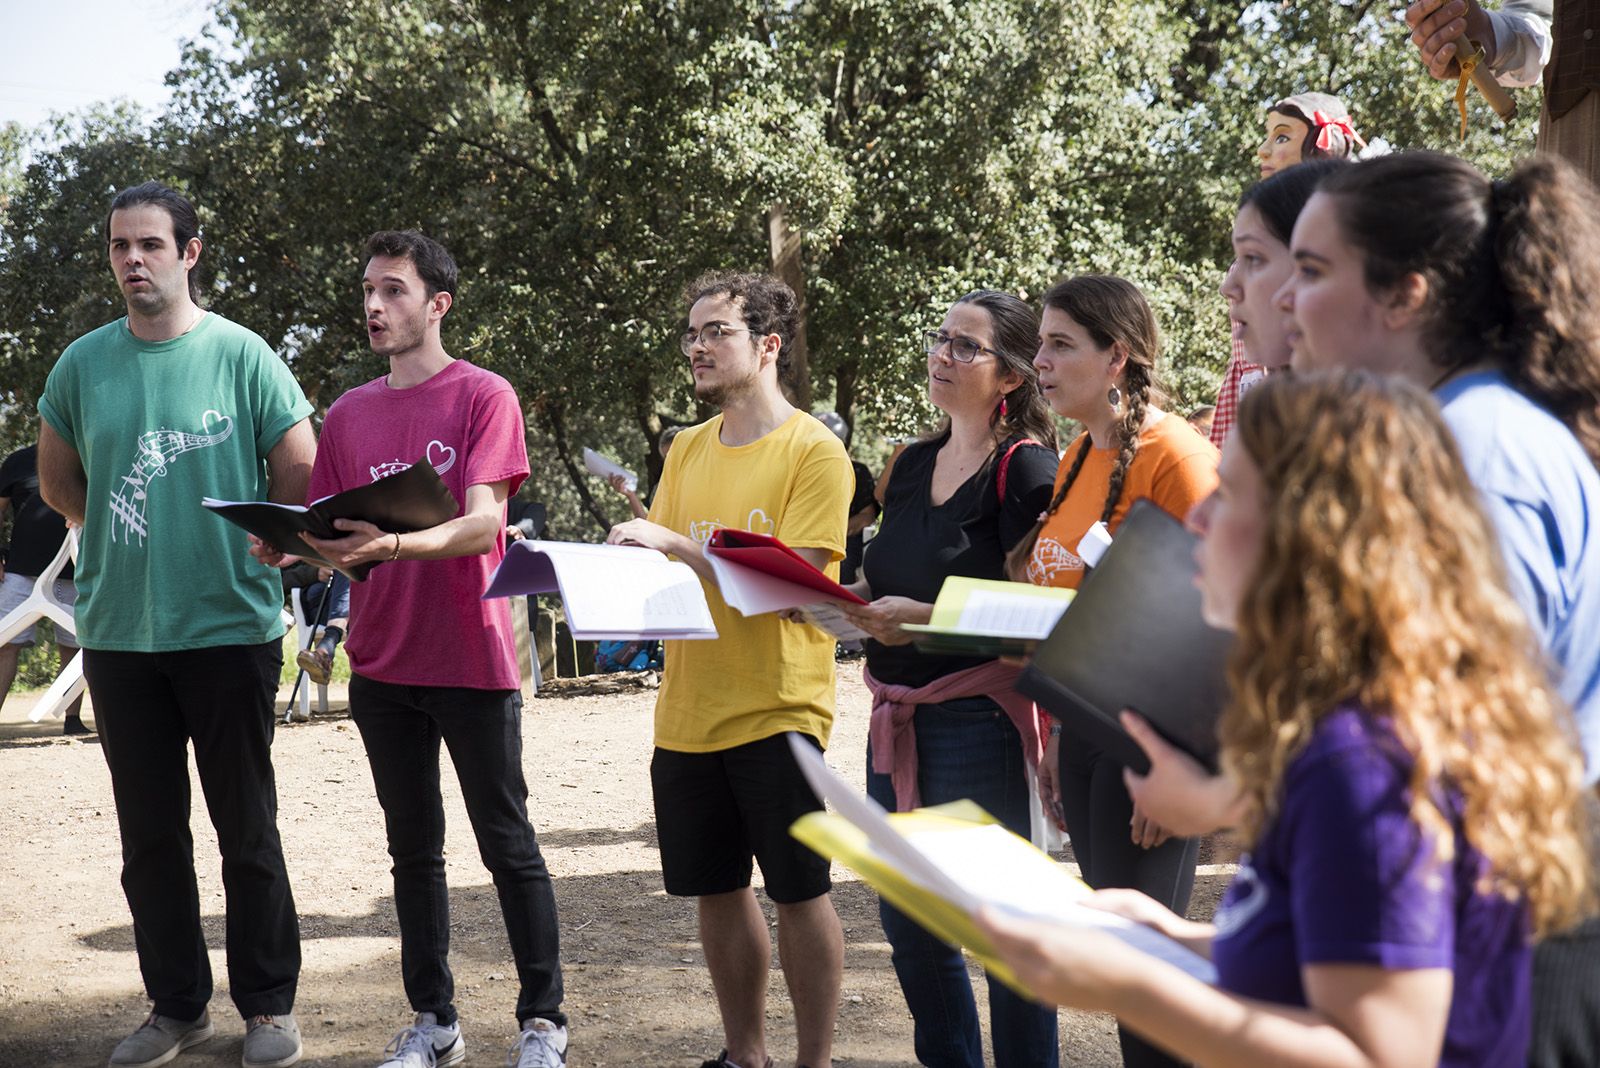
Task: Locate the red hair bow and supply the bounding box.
[1311,110,1366,152]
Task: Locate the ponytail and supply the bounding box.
[1319,151,1600,469]
[1492,156,1600,469]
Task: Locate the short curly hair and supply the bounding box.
[683,271,799,379]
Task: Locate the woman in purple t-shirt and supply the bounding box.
[979,372,1593,1068]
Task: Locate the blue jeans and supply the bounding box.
[866,697,1060,1068]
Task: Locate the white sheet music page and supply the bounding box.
[582,448,638,492]
[954,589,1072,638]
[787,735,1217,984]
[489,541,715,640]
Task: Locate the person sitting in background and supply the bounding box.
[0,442,88,734]
[609,425,683,521]
[293,567,349,687]
[981,370,1595,1068]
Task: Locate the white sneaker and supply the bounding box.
[506,1019,567,1067]
[377,1013,464,1068]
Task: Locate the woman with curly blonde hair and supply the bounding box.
[980,371,1593,1068]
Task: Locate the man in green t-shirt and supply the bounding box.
[37,182,316,1068]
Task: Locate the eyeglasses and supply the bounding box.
[923,329,995,363]
[680,322,752,355]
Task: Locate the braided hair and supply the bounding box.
[1006,276,1164,580]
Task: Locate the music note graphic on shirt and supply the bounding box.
[369,439,457,483]
[108,410,235,546]
[1026,537,1083,585]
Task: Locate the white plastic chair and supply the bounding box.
[0,530,87,724]
[288,586,330,722]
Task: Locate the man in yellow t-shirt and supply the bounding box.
[607,271,851,1068]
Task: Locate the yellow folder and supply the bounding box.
[792,800,1060,993]
[786,736,1217,992]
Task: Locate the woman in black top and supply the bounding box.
[840,291,1061,1068]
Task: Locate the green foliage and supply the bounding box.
[13,621,71,690]
[0,0,1548,531]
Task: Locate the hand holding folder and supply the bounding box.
[703,529,868,639]
[785,735,1217,993]
[899,577,1075,658]
[204,460,458,581]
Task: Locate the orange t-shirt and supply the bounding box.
[1027,413,1219,589]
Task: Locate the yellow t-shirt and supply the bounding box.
[1028,413,1218,590]
[649,410,852,752]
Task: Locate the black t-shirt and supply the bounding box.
[0,445,72,580]
[861,433,1057,687]
[841,461,879,586]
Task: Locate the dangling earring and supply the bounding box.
[1107,384,1122,409]
[999,396,1009,419]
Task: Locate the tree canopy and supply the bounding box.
[0,0,1540,535]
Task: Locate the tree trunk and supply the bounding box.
[547,402,616,536]
[768,202,812,411]
[835,355,860,442]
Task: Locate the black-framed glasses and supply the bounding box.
[680,322,752,355]
[923,329,995,363]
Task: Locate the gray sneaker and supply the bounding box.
[108,1010,215,1068]
[379,1012,465,1068]
[506,1019,566,1068]
[242,1014,302,1068]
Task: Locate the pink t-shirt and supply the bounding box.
[308,360,529,689]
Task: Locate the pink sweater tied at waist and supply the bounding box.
[864,660,1046,813]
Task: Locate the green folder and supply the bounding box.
[899,576,1075,658]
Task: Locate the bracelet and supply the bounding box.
[1048,722,1062,738]
[388,532,402,561]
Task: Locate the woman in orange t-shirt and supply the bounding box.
[1009,274,1218,1068]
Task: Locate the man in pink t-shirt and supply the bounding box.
[256,231,567,1068]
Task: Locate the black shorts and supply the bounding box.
[651,731,832,904]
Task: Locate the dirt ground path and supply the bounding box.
[0,674,1233,1067]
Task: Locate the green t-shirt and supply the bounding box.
[39,313,313,651]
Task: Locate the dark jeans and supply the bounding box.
[300,572,350,625]
[866,697,1060,1068]
[1060,733,1198,1068]
[349,673,565,1028]
[83,641,300,1020]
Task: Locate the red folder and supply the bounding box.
[703,529,866,604]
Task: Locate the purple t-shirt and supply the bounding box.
[308,360,529,690]
[1211,705,1531,1067]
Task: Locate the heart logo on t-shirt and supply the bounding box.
[425,440,457,475]
[745,508,776,536]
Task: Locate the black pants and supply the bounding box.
[349,674,565,1028]
[1529,914,1600,1065]
[1060,733,1198,1068]
[83,641,300,1021]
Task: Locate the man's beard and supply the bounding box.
[695,365,760,409]
[372,310,429,357]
